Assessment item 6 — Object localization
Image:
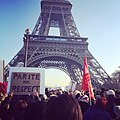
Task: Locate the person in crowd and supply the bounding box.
[114,97,120,106]
[3,91,14,104]
[83,96,111,120]
[106,89,117,119]
[55,89,63,96]
[113,105,120,120]
[74,90,81,100]
[45,94,82,120]
[115,90,120,98]
[13,99,28,120]
[29,90,41,103]
[75,92,81,100]
[0,91,5,105]
[100,88,107,97]
[0,91,18,120]
[78,94,90,114]
[0,100,10,120]
[23,101,45,120]
[45,88,50,98]
[68,89,73,96]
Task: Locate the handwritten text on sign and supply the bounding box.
[11,72,40,95]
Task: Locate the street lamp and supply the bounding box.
[24,28,30,67]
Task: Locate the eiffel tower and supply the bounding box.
[4,0,112,89]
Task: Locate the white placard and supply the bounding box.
[0,60,4,82]
[7,67,45,95]
[68,80,77,91]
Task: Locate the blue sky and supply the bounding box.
[0,0,120,86]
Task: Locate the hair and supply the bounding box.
[14,99,28,111]
[13,99,28,120]
[45,94,82,120]
[23,101,45,120]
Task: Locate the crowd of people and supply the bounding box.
[0,87,120,120]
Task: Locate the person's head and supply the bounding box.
[45,94,82,120]
[0,91,5,101]
[31,90,39,97]
[74,90,81,100]
[95,96,108,107]
[23,101,45,120]
[114,105,120,118]
[14,99,28,111]
[8,91,14,98]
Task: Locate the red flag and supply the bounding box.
[81,56,95,99]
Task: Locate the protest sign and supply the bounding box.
[7,67,45,95]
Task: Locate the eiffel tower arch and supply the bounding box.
[5,0,112,89]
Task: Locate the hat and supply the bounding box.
[95,95,101,100]
[82,95,89,99]
[107,90,115,96]
[114,105,120,117]
[74,90,81,96]
[79,95,89,103]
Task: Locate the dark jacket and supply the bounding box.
[83,105,111,120]
[78,101,90,114]
[106,95,117,119]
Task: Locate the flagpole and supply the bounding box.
[88,81,92,105]
[81,54,95,105]
[85,54,92,105]
[86,53,92,106]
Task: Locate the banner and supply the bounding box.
[68,80,77,91]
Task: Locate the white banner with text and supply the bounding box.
[7,67,45,95]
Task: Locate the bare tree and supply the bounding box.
[110,70,120,90]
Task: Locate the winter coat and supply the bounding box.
[83,105,111,120]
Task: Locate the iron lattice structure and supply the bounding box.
[4,0,112,88]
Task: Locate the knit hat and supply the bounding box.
[79,95,89,103]
[107,90,115,97]
[82,94,89,99]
